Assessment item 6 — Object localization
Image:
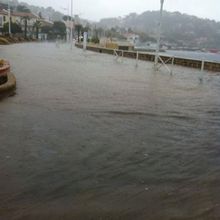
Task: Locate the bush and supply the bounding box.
[0,37,10,45]
[91,36,100,44]
[3,22,22,35]
[18,37,25,42]
[4,36,15,43]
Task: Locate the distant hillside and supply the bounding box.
[0,0,64,21]
[98,11,220,49]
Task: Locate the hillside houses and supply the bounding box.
[0,9,53,39]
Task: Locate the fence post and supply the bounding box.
[201,60,205,72]
[136,51,139,67]
[171,56,174,75]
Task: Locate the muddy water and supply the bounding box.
[0,43,220,220]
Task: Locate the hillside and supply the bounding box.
[0,0,64,21]
[1,1,220,49]
[98,11,220,49]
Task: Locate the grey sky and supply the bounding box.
[22,0,220,22]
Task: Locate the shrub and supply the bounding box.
[91,36,100,44]
[0,37,10,45]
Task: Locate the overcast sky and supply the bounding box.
[21,0,220,22]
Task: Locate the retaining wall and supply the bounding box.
[76,44,220,72]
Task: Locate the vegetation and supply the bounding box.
[22,16,29,39]
[138,32,156,43]
[52,21,66,39]
[3,22,22,34]
[63,15,73,21]
[16,5,31,13]
[2,1,220,48]
[0,37,9,45]
[91,36,100,44]
[75,24,82,42]
[98,11,220,48]
[0,0,63,21]
[33,20,42,39]
[41,25,53,35]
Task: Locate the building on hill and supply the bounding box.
[0,9,53,39]
[63,19,75,42]
[0,9,7,30]
[123,33,140,45]
[11,11,39,37]
[38,19,53,40]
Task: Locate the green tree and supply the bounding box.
[52,21,66,39]
[38,12,42,18]
[16,5,31,13]
[3,22,22,34]
[41,25,52,34]
[83,25,91,33]
[21,16,30,39]
[91,36,100,44]
[62,15,73,21]
[75,24,82,43]
[33,20,41,39]
[97,27,104,38]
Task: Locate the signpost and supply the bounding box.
[154,0,164,70]
[154,0,173,75]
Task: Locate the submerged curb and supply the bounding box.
[0,72,16,94]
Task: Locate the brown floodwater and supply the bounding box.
[0,43,220,220]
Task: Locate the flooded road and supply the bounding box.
[0,43,220,220]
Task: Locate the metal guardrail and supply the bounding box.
[75,44,220,73]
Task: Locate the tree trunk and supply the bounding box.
[36,27,39,39]
[24,19,27,39]
[77,28,80,43]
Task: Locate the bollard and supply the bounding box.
[170,56,174,75]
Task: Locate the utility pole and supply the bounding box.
[154,0,164,70]
[70,0,73,50]
[8,0,11,35]
[61,6,69,43]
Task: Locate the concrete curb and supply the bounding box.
[0,72,16,94]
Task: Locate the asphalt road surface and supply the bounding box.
[0,43,220,220]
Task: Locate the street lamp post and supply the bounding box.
[70,0,73,50]
[8,0,11,35]
[62,6,70,43]
[154,0,164,70]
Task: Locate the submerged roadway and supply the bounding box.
[0,43,220,220]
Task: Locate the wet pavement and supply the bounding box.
[0,43,220,220]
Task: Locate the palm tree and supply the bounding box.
[34,20,41,39]
[21,16,30,39]
[75,24,82,43]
